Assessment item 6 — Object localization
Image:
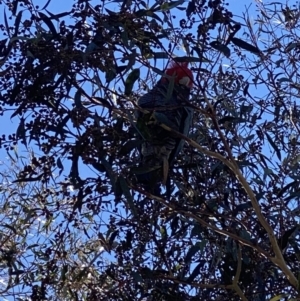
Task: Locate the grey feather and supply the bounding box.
[134,80,193,186]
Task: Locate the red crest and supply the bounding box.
[161,61,193,88]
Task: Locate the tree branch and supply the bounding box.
[158,123,298,288]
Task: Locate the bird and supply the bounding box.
[134,60,194,192]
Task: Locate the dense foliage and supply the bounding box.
[0,0,300,300]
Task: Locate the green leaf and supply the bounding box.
[135,9,148,17]
[105,8,118,15]
[170,216,179,234]
[285,42,300,52]
[119,177,137,216]
[182,37,190,55]
[210,41,230,58]
[192,46,202,58]
[243,134,255,142]
[39,12,57,35]
[185,244,200,262]
[13,10,23,37]
[234,202,252,212]
[4,10,11,38]
[106,68,117,83]
[278,77,292,83]
[125,51,137,73]
[149,12,163,23]
[119,139,142,156]
[92,97,112,108]
[121,31,129,48]
[263,167,274,180]
[42,0,52,10]
[16,117,26,145]
[174,56,211,63]
[12,1,18,15]
[85,42,98,55]
[231,38,260,54]
[239,229,251,241]
[2,223,17,234]
[57,158,63,170]
[269,294,288,301]
[275,58,285,67]
[277,181,296,198]
[152,66,169,76]
[74,90,82,108]
[135,9,163,23]
[265,132,281,161]
[153,52,169,59]
[125,68,140,96]
[160,0,185,11]
[236,160,258,170]
[191,224,202,237]
[187,262,202,282]
[116,65,127,74]
[108,230,119,248]
[186,0,196,18]
[140,1,147,8]
[218,116,247,124]
[240,104,253,115]
[131,271,143,283]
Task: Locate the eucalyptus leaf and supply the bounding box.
[125,68,140,96]
[231,37,260,54]
[210,41,230,58]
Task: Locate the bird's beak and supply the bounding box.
[179,76,191,87]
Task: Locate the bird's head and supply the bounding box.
[161,61,193,89]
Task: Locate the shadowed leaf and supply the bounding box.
[210,41,230,57]
[186,0,196,18]
[125,68,140,96]
[39,12,57,35]
[119,177,137,216]
[218,116,247,124]
[265,132,281,161]
[231,37,260,54]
